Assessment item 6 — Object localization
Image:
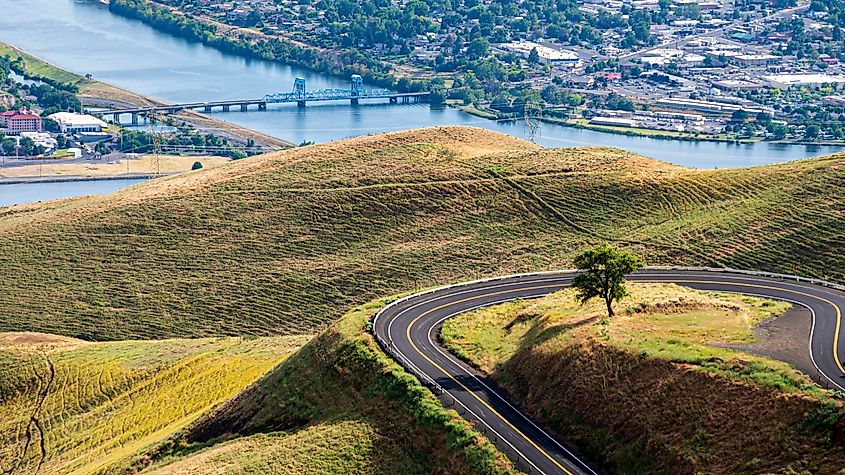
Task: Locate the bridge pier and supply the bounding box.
[297,101,306,107]
[389,96,397,104]
[258,102,266,111]
[204,105,212,112]
[113,113,120,124]
[223,105,230,112]
[351,98,359,105]
[131,113,139,125]
[240,103,248,112]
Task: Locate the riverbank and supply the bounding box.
[0,154,228,182]
[454,97,845,148]
[107,0,430,93]
[455,103,751,145]
[561,117,747,144]
[0,41,293,150]
[0,174,155,185]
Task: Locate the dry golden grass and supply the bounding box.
[441,284,845,474]
[0,126,843,342]
[143,420,419,475]
[442,284,795,381]
[125,296,514,475]
[0,333,309,475]
[0,155,229,178]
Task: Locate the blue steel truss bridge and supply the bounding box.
[92,75,431,125]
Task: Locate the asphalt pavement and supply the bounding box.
[372,269,845,475]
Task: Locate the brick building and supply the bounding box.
[0,110,42,134]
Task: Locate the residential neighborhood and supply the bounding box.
[134,0,845,141]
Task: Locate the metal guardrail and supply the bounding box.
[645,266,845,292]
[371,266,845,395]
[369,266,845,470]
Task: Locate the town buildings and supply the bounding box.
[0,110,42,134]
[48,112,108,134]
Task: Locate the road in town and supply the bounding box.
[620,2,810,60]
[373,269,845,474]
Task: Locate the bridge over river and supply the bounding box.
[92,75,430,125]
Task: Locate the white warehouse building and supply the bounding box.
[764,74,845,90]
[500,41,580,66]
[48,112,108,134]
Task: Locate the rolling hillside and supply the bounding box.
[2,126,845,473]
[125,298,515,475]
[0,333,308,474]
[440,285,845,474]
[1,126,843,342]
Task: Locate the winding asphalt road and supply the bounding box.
[372,269,845,475]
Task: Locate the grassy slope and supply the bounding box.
[118,297,514,475]
[441,284,845,474]
[1,126,844,473]
[0,126,843,342]
[0,333,308,475]
[0,42,85,86]
[143,421,418,474]
[0,155,229,179]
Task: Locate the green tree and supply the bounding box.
[528,47,540,64]
[676,3,701,19]
[572,244,644,318]
[466,38,489,60]
[769,123,788,140]
[191,161,203,170]
[1,138,16,156]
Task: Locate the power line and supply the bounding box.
[523,103,543,143]
[147,117,162,178]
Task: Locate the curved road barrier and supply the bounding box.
[372,268,845,475]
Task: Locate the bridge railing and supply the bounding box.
[263,87,396,103]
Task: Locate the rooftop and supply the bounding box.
[48,112,108,127]
[764,73,845,85]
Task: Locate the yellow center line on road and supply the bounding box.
[401,277,845,475]
[406,284,574,475]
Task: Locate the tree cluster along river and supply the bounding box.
[0,0,842,206]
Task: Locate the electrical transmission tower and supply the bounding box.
[147,114,162,177]
[523,103,542,143]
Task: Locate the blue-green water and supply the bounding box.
[0,0,842,204]
[0,179,145,207]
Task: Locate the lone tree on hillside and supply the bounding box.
[572,244,644,318]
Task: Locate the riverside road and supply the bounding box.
[373,269,845,475]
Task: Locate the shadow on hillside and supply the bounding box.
[515,313,600,350]
[136,322,483,474]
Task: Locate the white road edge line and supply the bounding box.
[425,296,599,475]
[372,268,845,474]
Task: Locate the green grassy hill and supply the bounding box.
[0,333,307,474]
[110,298,515,475]
[1,126,843,342]
[441,284,845,474]
[2,126,845,473]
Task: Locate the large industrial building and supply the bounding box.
[763,74,845,90]
[48,112,108,134]
[499,41,580,66]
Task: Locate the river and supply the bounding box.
[0,178,145,207]
[0,0,842,206]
